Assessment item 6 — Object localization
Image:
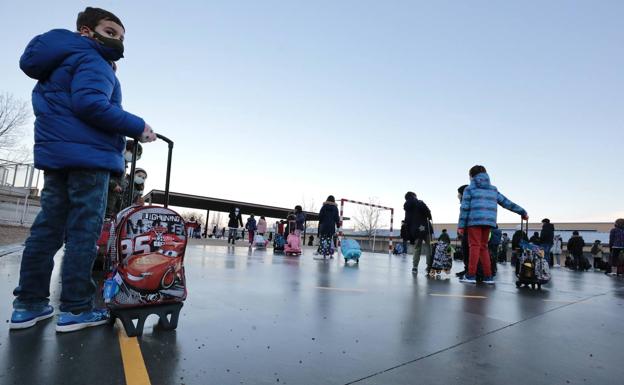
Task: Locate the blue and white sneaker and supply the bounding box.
[10,305,55,330]
[459,275,477,283]
[483,276,495,285]
[56,309,109,333]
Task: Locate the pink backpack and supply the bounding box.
[284,221,302,255]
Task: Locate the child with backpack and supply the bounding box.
[458,165,528,285]
[245,215,258,246]
[591,240,605,271]
[11,7,157,332]
[318,196,340,259]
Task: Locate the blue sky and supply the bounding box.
[1,1,622,225]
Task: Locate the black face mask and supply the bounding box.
[92,31,124,61]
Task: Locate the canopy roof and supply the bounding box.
[143,190,320,221]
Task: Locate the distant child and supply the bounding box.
[257,216,268,236]
[11,7,156,332]
[227,207,243,244]
[552,235,563,267]
[124,167,148,207]
[400,220,408,255]
[591,240,604,271]
[567,231,587,271]
[458,165,528,285]
[438,229,451,244]
[245,214,258,245]
[105,140,142,218]
[488,226,502,276]
[294,205,306,237]
[499,233,510,263]
[318,196,340,258]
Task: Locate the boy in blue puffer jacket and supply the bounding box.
[11,7,157,332]
[458,165,528,285]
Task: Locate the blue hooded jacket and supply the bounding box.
[458,173,526,229]
[19,29,145,174]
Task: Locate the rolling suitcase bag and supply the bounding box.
[103,134,187,336]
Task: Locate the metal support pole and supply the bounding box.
[26,166,35,196]
[372,227,377,253]
[205,210,210,238]
[127,140,138,208]
[12,164,17,186]
[35,169,41,195]
[303,218,307,247]
[389,208,394,256]
[338,199,345,256]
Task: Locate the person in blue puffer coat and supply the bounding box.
[458,165,528,285]
[11,7,157,333]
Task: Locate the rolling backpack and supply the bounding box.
[103,135,187,336]
[341,239,362,262]
[273,234,285,252]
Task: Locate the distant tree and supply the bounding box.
[0,93,31,161]
[181,211,204,224]
[301,195,317,213]
[211,212,224,228]
[352,198,384,241]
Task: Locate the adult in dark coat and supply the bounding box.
[318,196,340,258]
[403,191,433,273]
[540,218,555,266]
[455,185,471,278]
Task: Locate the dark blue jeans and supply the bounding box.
[541,243,553,265]
[13,170,109,313]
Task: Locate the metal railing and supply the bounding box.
[0,159,41,225]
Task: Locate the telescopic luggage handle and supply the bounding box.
[128,134,174,208]
[521,217,529,234]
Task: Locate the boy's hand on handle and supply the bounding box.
[522,214,529,221]
[140,123,157,143]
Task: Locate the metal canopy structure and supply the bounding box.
[143,189,321,221]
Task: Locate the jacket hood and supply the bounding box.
[20,29,114,80]
[323,201,337,206]
[471,172,491,189]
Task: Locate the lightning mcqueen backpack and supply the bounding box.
[105,205,187,308]
[103,135,188,310]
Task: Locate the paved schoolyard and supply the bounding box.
[0,241,622,385]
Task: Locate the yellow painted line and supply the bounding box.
[429,294,487,299]
[315,286,367,293]
[117,321,151,385]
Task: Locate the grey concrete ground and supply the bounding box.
[0,241,622,385]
